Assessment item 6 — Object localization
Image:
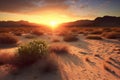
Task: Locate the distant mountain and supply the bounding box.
[0,16,120,28]
[60,20,93,27]
[0,20,44,28]
[61,16,120,27]
[94,16,120,27]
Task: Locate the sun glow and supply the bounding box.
[49,21,58,28]
[0,12,78,27]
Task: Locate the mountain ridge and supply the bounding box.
[0,16,120,28]
[61,15,120,27]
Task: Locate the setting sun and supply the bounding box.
[50,21,58,28]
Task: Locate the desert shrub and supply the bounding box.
[51,38,60,42]
[71,28,79,33]
[102,32,120,39]
[90,30,103,35]
[14,32,23,36]
[0,33,19,44]
[57,31,69,36]
[15,40,48,67]
[103,28,112,32]
[32,30,44,36]
[78,31,84,34]
[57,32,65,36]
[24,34,36,39]
[85,28,94,32]
[0,52,14,65]
[86,35,103,40]
[49,44,69,54]
[63,34,79,42]
[112,28,120,32]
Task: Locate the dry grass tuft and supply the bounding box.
[49,44,70,54]
[0,33,19,44]
[102,32,120,39]
[32,30,44,36]
[0,52,15,65]
[51,38,60,42]
[90,30,103,35]
[14,32,23,36]
[63,34,79,42]
[24,34,36,39]
[86,35,103,40]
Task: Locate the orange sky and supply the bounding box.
[0,0,120,26]
[0,12,84,26]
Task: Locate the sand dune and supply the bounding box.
[0,33,120,80]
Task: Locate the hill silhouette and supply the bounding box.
[0,16,120,28]
[61,16,120,27]
[0,20,44,28]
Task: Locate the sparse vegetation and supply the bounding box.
[90,30,103,35]
[51,38,60,42]
[49,44,70,54]
[57,31,70,36]
[103,28,112,32]
[86,35,103,40]
[14,32,23,36]
[32,30,44,36]
[102,32,120,39]
[0,33,19,44]
[0,52,14,65]
[24,34,36,39]
[63,34,79,42]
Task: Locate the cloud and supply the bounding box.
[0,0,36,13]
[0,0,85,14]
[1,0,116,19]
[0,0,69,13]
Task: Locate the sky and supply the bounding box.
[0,0,120,25]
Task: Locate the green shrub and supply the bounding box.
[15,40,48,66]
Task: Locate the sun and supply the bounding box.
[49,21,58,29]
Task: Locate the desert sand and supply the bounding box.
[0,33,120,80]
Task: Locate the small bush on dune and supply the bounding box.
[24,34,36,39]
[78,31,84,34]
[0,33,19,44]
[102,28,112,32]
[63,34,79,42]
[71,28,79,33]
[102,32,120,39]
[86,35,103,40]
[113,28,120,32]
[0,52,14,65]
[57,31,69,36]
[32,30,44,36]
[49,44,69,54]
[15,40,48,67]
[90,30,103,35]
[13,31,23,36]
[51,38,60,42]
